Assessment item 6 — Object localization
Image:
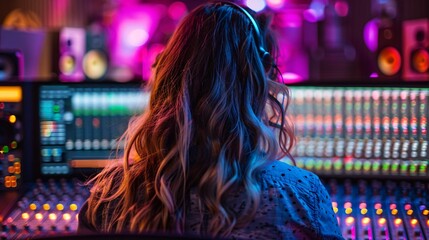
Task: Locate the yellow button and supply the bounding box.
[70,204,78,211]
[29,203,37,211]
[43,204,50,211]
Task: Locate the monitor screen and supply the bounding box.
[39,83,149,175]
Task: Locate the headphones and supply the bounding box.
[218,1,276,75]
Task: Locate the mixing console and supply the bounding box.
[289,86,429,179]
[327,179,429,240]
[38,84,148,175]
[1,179,88,239]
[1,83,429,239]
[0,86,23,191]
[1,179,428,239]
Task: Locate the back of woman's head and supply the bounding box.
[86,1,295,237]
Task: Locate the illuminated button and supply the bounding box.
[407,210,414,215]
[345,216,355,226]
[390,204,397,210]
[426,219,429,227]
[382,162,390,172]
[345,208,353,214]
[423,210,429,216]
[391,209,398,215]
[410,164,417,174]
[344,202,352,209]
[56,204,64,211]
[29,203,37,211]
[354,160,363,171]
[394,218,402,226]
[378,218,387,226]
[35,213,43,220]
[63,213,71,221]
[333,207,339,214]
[411,219,418,226]
[345,162,353,171]
[8,166,15,174]
[374,203,382,209]
[43,204,51,211]
[9,115,16,124]
[359,203,367,209]
[21,212,30,220]
[48,213,57,221]
[315,159,323,170]
[334,160,342,170]
[70,204,78,211]
[376,209,383,215]
[372,161,381,171]
[420,163,427,174]
[323,160,332,171]
[362,217,371,226]
[11,141,18,149]
[304,159,314,170]
[400,164,408,174]
[332,202,338,208]
[14,162,21,174]
[392,162,399,172]
[5,178,11,188]
[361,208,368,215]
[363,161,371,172]
[405,204,412,210]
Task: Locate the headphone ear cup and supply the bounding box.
[260,48,274,73]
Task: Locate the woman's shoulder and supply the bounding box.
[256,159,320,187]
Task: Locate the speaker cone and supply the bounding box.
[82,50,108,80]
[377,46,401,76]
[411,48,429,73]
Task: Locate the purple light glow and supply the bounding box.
[303,1,325,22]
[369,72,379,78]
[245,0,266,12]
[276,11,303,28]
[281,72,305,83]
[334,0,349,17]
[363,19,379,52]
[120,21,149,47]
[168,1,188,21]
[109,4,166,80]
[266,0,285,10]
[141,43,165,80]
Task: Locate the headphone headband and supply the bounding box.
[218,1,276,76]
[220,1,262,36]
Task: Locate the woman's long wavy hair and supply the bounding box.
[85,1,295,238]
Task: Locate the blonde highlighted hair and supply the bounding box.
[85,2,295,238]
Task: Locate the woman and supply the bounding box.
[78,1,343,239]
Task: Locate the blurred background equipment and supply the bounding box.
[0,85,23,191]
[0,50,23,81]
[402,19,429,81]
[58,28,86,82]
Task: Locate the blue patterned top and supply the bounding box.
[185,160,344,239]
[78,160,344,239]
